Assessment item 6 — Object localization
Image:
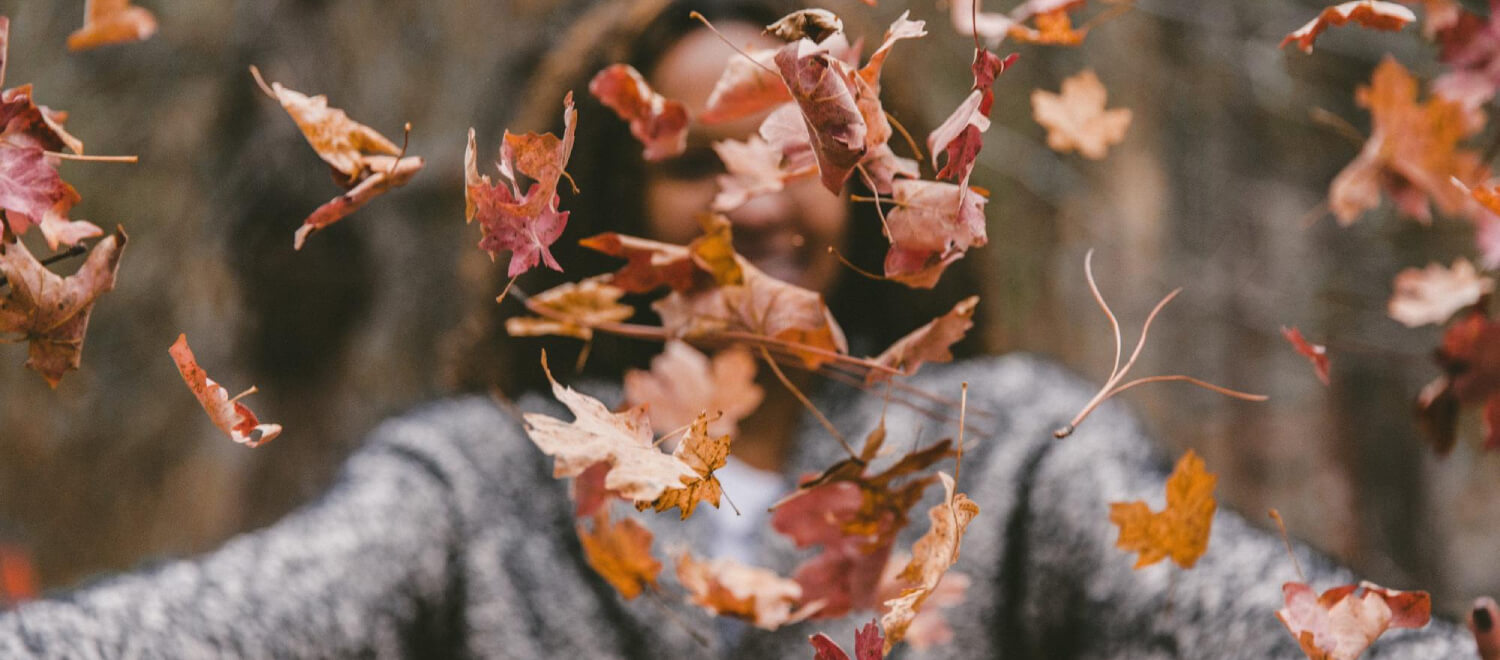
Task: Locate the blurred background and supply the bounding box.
[0,0,1493,619]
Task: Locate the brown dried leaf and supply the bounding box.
[879,472,979,653]
[578,510,661,600]
[522,354,699,503]
[676,552,809,629]
[67,0,158,52]
[1281,1,1416,53]
[1031,69,1131,159]
[766,9,845,43]
[504,276,634,341]
[868,296,978,384]
[1388,258,1493,327]
[1276,581,1431,660]
[0,228,125,387]
[1108,448,1216,569]
[589,64,690,161]
[637,414,731,519]
[168,334,282,447]
[623,341,764,437]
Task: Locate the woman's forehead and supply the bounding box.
[647,22,779,146]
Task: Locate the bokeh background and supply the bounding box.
[0,0,1494,619]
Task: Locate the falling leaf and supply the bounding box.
[949,0,1017,46]
[882,179,989,289]
[0,228,125,387]
[868,296,978,384]
[1328,57,1485,226]
[676,552,811,629]
[623,341,764,437]
[876,561,970,650]
[168,333,282,447]
[1281,1,1417,53]
[766,9,845,43]
[295,154,424,250]
[1108,448,1217,569]
[636,413,731,519]
[809,619,884,660]
[1031,69,1132,160]
[67,0,158,52]
[523,353,699,503]
[929,50,1019,188]
[588,64,691,161]
[251,66,424,250]
[880,472,979,653]
[505,276,634,341]
[652,255,848,369]
[1276,581,1431,660]
[774,38,866,194]
[1008,9,1089,45]
[702,48,792,124]
[712,135,804,212]
[771,440,954,618]
[465,93,576,276]
[1282,326,1332,386]
[1417,310,1500,453]
[848,13,926,195]
[1387,258,1494,327]
[0,22,98,250]
[577,510,660,600]
[579,232,699,294]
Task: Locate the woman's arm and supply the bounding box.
[999,359,1478,659]
[0,430,462,658]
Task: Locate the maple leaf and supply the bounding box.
[623,341,763,438]
[1009,9,1089,45]
[652,255,848,369]
[675,552,811,629]
[1282,326,1332,386]
[465,93,576,276]
[774,38,867,194]
[67,0,158,52]
[168,334,282,447]
[879,472,979,654]
[1281,1,1416,53]
[929,50,1019,189]
[505,276,634,341]
[867,296,978,384]
[577,510,660,600]
[712,135,802,213]
[251,66,425,250]
[701,48,791,124]
[1031,69,1132,160]
[809,619,884,660]
[635,413,731,519]
[1328,57,1485,226]
[882,179,989,289]
[588,64,690,162]
[522,353,699,503]
[771,440,954,618]
[1387,258,1494,327]
[1108,448,1216,569]
[1276,581,1431,660]
[579,232,700,294]
[849,13,927,195]
[0,228,125,387]
[1417,309,1500,453]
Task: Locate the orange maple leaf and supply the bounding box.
[1329,56,1486,225]
[1031,69,1131,160]
[676,552,813,629]
[577,510,660,600]
[635,414,732,520]
[67,0,158,52]
[1108,448,1217,569]
[1280,1,1416,53]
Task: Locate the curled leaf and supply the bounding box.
[588,64,690,161]
[67,0,158,52]
[168,334,281,447]
[0,229,125,387]
[676,552,809,629]
[868,296,978,384]
[1281,1,1416,53]
[1282,326,1332,386]
[879,472,979,653]
[1276,580,1431,660]
[766,9,844,43]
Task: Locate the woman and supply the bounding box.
[0,0,1493,657]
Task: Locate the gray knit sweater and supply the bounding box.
[0,354,1476,658]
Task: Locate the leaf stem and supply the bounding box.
[44,152,137,163]
[757,345,858,460]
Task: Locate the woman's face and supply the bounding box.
[644,24,850,293]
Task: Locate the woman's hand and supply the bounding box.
[1470,597,1500,659]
